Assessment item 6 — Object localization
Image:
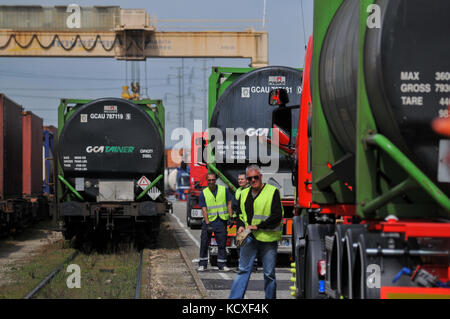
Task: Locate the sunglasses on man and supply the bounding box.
[246,175,260,182]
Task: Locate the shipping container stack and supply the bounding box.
[0,94,50,236]
[22,111,49,221]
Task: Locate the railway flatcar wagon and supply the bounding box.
[56,98,169,244]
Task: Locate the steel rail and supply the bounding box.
[24,250,79,299]
[135,249,144,299]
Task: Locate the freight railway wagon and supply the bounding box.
[56,98,169,244]
[0,94,49,236]
[281,0,450,299]
[187,67,303,263]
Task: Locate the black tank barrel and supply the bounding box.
[319,0,450,194]
[58,98,164,177]
[209,66,302,186]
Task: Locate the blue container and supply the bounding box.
[43,127,56,195]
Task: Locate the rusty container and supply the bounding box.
[22,111,43,196]
[0,94,23,200]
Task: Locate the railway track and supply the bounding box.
[135,249,144,299]
[24,250,79,299]
[23,249,145,299]
[17,216,205,299]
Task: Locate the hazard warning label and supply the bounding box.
[137,176,161,200]
[137,176,150,188]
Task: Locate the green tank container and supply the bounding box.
[311,0,450,218]
[56,97,167,243]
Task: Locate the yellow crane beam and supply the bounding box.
[0,7,268,67]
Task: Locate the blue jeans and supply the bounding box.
[229,235,278,299]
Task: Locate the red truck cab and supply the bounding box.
[186,132,208,228]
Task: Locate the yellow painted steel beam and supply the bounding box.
[0,29,268,67]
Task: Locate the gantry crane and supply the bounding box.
[0,6,268,66]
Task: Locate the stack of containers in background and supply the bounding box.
[22,111,47,220]
[0,94,25,235]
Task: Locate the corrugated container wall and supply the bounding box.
[0,94,23,199]
[23,111,43,196]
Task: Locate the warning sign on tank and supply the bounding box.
[137,175,161,200]
[137,176,150,188]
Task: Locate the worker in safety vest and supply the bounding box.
[198,172,233,272]
[232,172,259,271]
[229,165,283,299]
[232,172,250,216]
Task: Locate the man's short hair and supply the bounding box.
[238,172,246,178]
[207,172,217,179]
[246,164,261,175]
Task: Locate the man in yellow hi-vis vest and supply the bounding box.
[232,172,258,271]
[229,165,283,299]
[232,172,250,216]
[198,173,233,272]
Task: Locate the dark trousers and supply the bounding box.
[199,218,227,268]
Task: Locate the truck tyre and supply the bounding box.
[209,249,218,267]
[326,224,363,298]
[186,194,192,228]
[292,215,307,299]
[341,226,367,299]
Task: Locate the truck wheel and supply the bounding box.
[342,226,367,299]
[326,224,362,299]
[292,215,307,299]
[209,249,218,266]
[186,195,192,228]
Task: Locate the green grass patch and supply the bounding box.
[0,240,75,299]
[37,248,140,299]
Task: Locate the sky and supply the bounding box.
[0,0,314,147]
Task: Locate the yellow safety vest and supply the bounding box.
[239,184,284,242]
[234,186,249,218]
[203,185,229,222]
[235,187,243,201]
